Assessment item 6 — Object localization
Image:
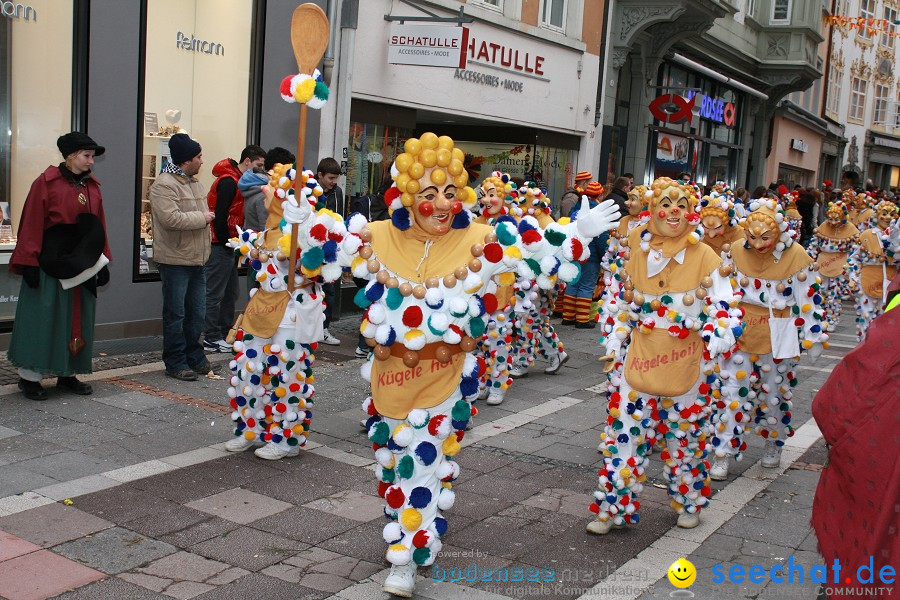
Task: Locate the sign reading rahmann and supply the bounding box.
[1,2,36,20]
[388,24,463,68]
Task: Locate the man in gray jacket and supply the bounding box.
[149,133,217,381]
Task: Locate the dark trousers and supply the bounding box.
[322,281,335,329]
[158,263,207,372]
[204,245,239,340]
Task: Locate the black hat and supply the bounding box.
[168,133,202,165]
[57,132,105,158]
[39,213,106,281]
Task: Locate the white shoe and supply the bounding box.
[465,415,474,431]
[508,365,528,378]
[710,456,730,480]
[676,513,700,529]
[544,351,569,375]
[597,442,603,453]
[486,391,505,405]
[321,329,340,345]
[360,418,369,430]
[203,338,232,353]
[254,443,300,460]
[382,562,417,597]
[761,440,782,468]
[586,519,613,535]
[224,437,262,453]
[477,387,490,401]
[355,347,369,358]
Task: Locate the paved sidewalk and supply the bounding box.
[0,310,854,599]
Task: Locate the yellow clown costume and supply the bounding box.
[710,198,829,479]
[808,201,859,329]
[345,134,620,596]
[848,200,899,340]
[699,191,744,259]
[223,167,347,460]
[591,178,743,534]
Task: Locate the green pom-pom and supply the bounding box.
[369,421,390,445]
[612,420,623,430]
[285,339,294,349]
[301,246,325,270]
[355,287,372,309]
[386,287,404,310]
[738,387,748,397]
[545,229,566,246]
[314,80,329,100]
[381,467,395,483]
[287,436,299,446]
[524,258,541,275]
[496,223,517,246]
[468,316,485,338]
[412,547,431,566]
[451,399,470,421]
[397,455,415,479]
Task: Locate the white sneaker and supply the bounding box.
[477,387,490,401]
[382,562,417,597]
[710,456,730,480]
[224,437,262,453]
[360,418,369,430]
[203,338,232,353]
[586,519,613,535]
[486,391,505,405]
[321,329,340,345]
[761,440,782,468]
[465,415,474,431]
[355,347,369,358]
[254,443,300,460]
[508,365,528,378]
[676,513,700,529]
[544,351,569,374]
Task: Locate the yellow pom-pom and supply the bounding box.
[406,179,421,194]
[442,435,461,456]
[558,217,571,225]
[504,246,523,260]
[736,370,747,380]
[801,303,812,313]
[244,431,257,440]
[294,78,316,103]
[801,339,813,349]
[274,387,287,398]
[498,271,516,286]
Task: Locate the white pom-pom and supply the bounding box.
[558,261,579,283]
[375,447,394,467]
[467,297,483,317]
[347,213,367,233]
[463,353,477,376]
[407,409,429,428]
[360,360,372,381]
[536,274,554,289]
[321,262,342,282]
[367,303,387,325]
[386,545,411,566]
[463,272,483,293]
[351,260,369,279]
[425,287,443,307]
[437,488,456,510]
[443,328,462,345]
[428,312,449,333]
[392,423,413,447]
[448,297,468,316]
[436,462,454,479]
[342,236,362,255]
[383,522,403,544]
[375,324,394,345]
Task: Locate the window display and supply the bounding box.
[136,0,255,277]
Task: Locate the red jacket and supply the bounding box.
[10,166,110,273]
[207,159,245,244]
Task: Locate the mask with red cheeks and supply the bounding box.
[412,166,461,236]
[746,219,776,254]
[480,184,504,216]
[652,193,691,237]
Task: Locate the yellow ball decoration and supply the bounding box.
[395,153,413,173]
[436,148,452,167]
[454,174,468,189]
[400,508,423,531]
[451,148,465,162]
[448,159,464,177]
[420,132,439,150]
[293,78,316,103]
[406,179,421,194]
[408,162,425,180]
[401,192,415,207]
[421,149,437,168]
[438,135,454,150]
[395,173,411,190]
[405,138,422,156]
[430,168,447,186]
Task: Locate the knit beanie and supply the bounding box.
[168,133,202,165]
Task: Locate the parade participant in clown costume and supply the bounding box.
[507,181,569,377]
[223,167,346,460]
[808,201,859,330]
[848,200,899,340]
[473,172,519,405]
[699,191,743,259]
[589,177,743,534]
[709,198,829,479]
[559,182,607,328]
[782,192,803,242]
[352,133,620,597]
[848,191,876,231]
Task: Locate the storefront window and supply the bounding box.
[0,0,74,320]
[706,144,734,186]
[346,122,412,208]
[653,132,694,180]
[136,0,255,278]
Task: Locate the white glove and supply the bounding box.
[282,196,311,225]
[604,335,623,359]
[576,196,621,239]
[706,335,733,358]
[887,220,900,253]
[807,342,823,364]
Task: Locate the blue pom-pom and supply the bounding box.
[451,210,470,229]
[392,207,412,230]
[617,433,630,444]
[323,239,338,263]
[236,396,247,407]
[409,486,432,508]
[267,355,279,366]
[354,287,372,309]
[459,375,479,398]
[632,514,640,524]
[365,282,385,302]
[250,374,261,385]
[387,438,403,452]
[517,220,536,234]
[246,348,258,358]
[606,494,617,504]
[383,326,397,347]
[415,441,438,466]
[451,419,468,431]
[272,434,283,444]
[251,259,262,271]
[434,517,448,536]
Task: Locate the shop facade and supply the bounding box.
[765,101,827,189]
[865,131,900,191]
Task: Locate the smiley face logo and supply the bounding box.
[667,558,696,588]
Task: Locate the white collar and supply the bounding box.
[647,247,686,278]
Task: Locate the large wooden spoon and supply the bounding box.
[288,3,330,292]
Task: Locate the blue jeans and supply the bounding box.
[204,245,239,340]
[158,263,207,372]
[567,258,601,299]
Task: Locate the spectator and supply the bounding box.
[676,171,692,183]
[264,146,295,172]
[604,176,631,215]
[751,185,768,200]
[203,145,266,353]
[559,170,592,218]
[149,133,218,381]
[8,132,111,401]
[622,172,635,189]
[316,157,344,345]
[841,170,860,191]
[242,147,294,239]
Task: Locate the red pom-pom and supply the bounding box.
[482,293,499,314]
[310,224,328,242]
[483,243,504,263]
[378,481,391,498]
[413,529,432,548]
[275,402,287,413]
[521,229,542,245]
[589,503,600,514]
[384,186,401,205]
[570,238,583,260]
[385,486,406,509]
[402,305,424,328]
[428,414,447,436]
[279,74,293,97]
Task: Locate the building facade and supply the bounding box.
[597,0,824,190]
[823,0,900,191]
